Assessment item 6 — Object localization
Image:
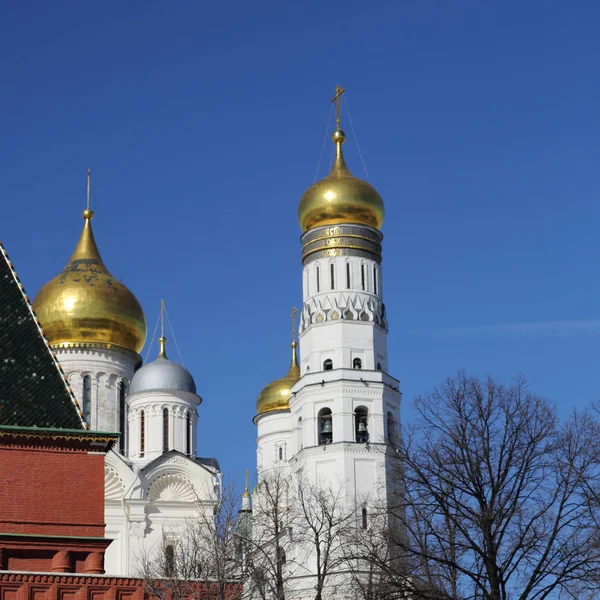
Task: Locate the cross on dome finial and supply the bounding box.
[86,169,91,210]
[158,299,168,359]
[331,85,346,132]
[290,306,298,348]
[83,169,94,220]
[243,469,250,498]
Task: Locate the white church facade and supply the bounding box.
[31,194,220,577]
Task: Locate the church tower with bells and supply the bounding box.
[254,86,402,592]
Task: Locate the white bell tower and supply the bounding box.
[288,87,401,503]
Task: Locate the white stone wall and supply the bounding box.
[54,346,136,435]
[103,450,219,577]
[127,389,200,465]
[255,410,293,474]
[253,247,403,599]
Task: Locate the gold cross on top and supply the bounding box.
[290,306,298,344]
[330,85,346,130]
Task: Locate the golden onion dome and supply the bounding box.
[256,342,301,415]
[297,129,384,233]
[32,208,147,354]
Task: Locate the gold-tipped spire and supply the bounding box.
[32,171,147,354]
[83,169,94,220]
[290,306,299,368]
[255,309,301,415]
[297,85,384,233]
[243,469,250,498]
[158,337,168,359]
[157,300,168,358]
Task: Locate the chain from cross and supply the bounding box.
[290,307,298,344]
[330,85,346,130]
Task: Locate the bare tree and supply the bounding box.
[245,468,294,600]
[292,473,355,600]
[139,478,245,600]
[369,372,600,600]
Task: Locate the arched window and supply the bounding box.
[346,262,351,289]
[165,545,175,577]
[318,408,333,445]
[387,411,395,444]
[118,380,126,455]
[373,266,378,295]
[361,507,368,529]
[140,410,145,457]
[330,264,335,290]
[163,408,169,453]
[278,446,283,461]
[355,406,369,443]
[186,411,191,456]
[82,375,91,425]
[353,357,362,370]
[316,266,320,292]
[323,359,333,371]
[377,362,382,371]
[361,264,366,291]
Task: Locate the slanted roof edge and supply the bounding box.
[0,242,86,429]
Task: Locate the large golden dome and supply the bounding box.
[298,129,384,233]
[256,342,300,415]
[32,209,147,354]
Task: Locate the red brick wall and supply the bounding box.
[0,573,243,600]
[0,573,145,600]
[0,444,105,538]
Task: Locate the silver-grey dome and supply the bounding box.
[129,357,197,395]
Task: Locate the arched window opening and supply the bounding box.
[140,410,145,457]
[165,545,175,577]
[330,264,335,290]
[361,507,368,529]
[355,406,369,443]
[377,362,382,371]
[278,446,283,461]
[118,380,126,455]
[361,264,366,291]
[82,375,91,425]
[316,266,320,293]
[318,408,333,445]
[186,411,191,456]
[353,358,362,370]
[323,359,333,371]
[387,411,395,444]
[346,262,351,289]
[373,266,378,295]
[163,408,169,453]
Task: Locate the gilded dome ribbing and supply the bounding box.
[256,342,300,415]
[297,129,384,233]
[32,209,147,354]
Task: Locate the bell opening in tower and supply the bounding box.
[318,408,333,445]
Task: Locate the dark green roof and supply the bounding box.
[0,243,84,429]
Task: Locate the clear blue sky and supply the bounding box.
[2,1,600,484]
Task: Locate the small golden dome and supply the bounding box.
[256,342,300,415]
[32,209,147,354]
[298,129,384,233]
